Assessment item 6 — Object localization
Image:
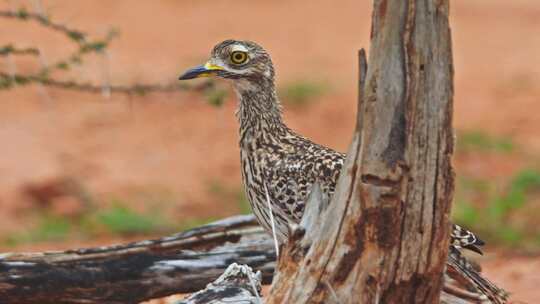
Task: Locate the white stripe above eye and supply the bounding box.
[231,44,249,53]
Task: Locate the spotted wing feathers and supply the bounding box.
[446,246,509,303]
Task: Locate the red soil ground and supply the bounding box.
[0,0,539,302]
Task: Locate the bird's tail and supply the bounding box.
[444,247,509,304]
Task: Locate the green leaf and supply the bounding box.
[80,41,107,53]
[67,31,85,42]
[0,44,14,55]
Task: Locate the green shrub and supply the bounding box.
[279,80,327,106]
[457,130,515,153]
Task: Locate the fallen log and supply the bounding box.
[0,213,504,304]
[0,215,275,304]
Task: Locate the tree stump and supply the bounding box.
[267,0,455,303]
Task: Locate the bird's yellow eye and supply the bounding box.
[230,51,248,65]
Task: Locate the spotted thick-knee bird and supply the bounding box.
[179,40,508,303]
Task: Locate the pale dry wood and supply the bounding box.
[176,263,262,304]
[266,0,455,303]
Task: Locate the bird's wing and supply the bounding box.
[262,158,311,223]
[445,246,509,304]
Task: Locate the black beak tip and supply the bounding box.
[178,73,193,80]
[178,65,208,81]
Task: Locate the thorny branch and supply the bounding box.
[0,45,40,56]
[0,7,117,72]
[0,9,89,45]
[0,71,212,95]
[0,7,222,99]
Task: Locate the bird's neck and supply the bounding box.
[234,78,288,146]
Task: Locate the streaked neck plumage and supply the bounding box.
[234,77,288,146]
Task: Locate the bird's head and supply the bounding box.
[178,40,275,90]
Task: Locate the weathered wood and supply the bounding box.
[176,263,262,304]
[266,0,455,303]
[0,214,501,304]
[0,215,275,304]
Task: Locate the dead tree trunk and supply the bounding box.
[267,0,454,303]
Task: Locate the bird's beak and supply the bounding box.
[178,62,224,80]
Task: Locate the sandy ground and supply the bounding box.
[0,0,539,302]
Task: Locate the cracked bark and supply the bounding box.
[0,215,275,304]
[266,0,454,303]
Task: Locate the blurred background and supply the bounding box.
[0,0,538,302]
